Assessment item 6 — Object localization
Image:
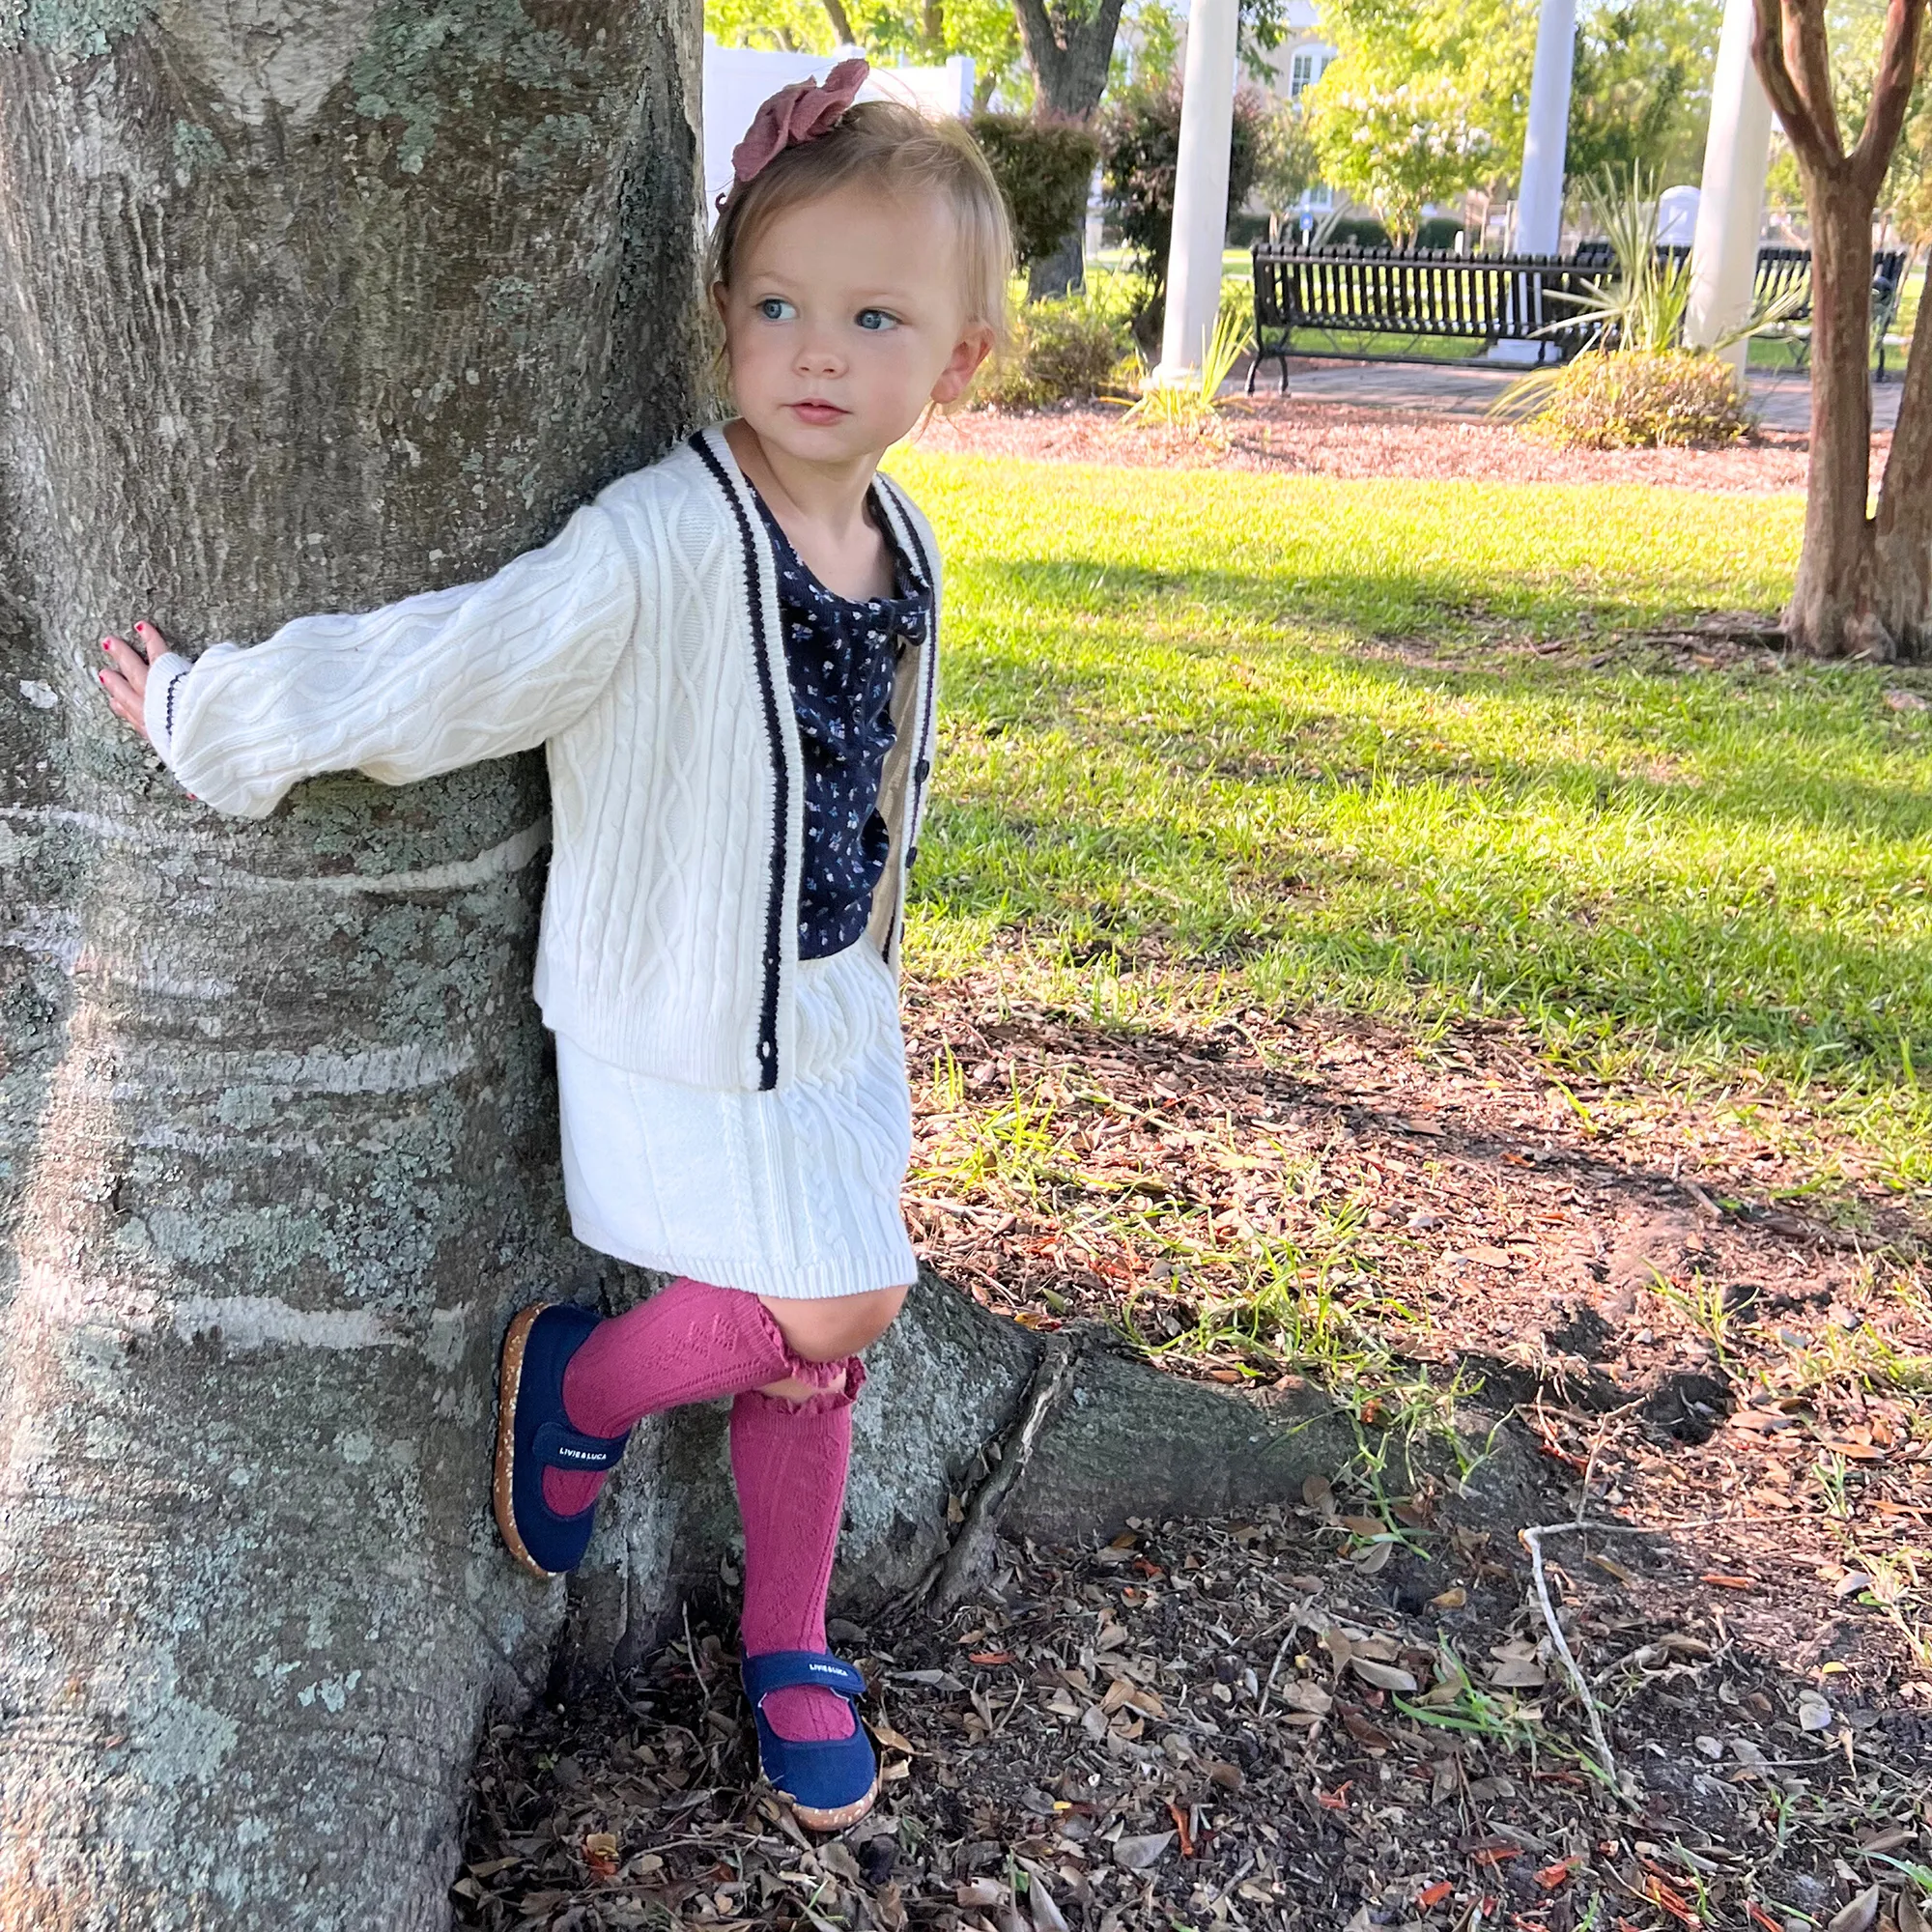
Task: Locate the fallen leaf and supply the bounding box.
[1899,1890,1929,1932]
[1314,1781,1352,1811]
[1430,1587,1467,1610]
[1303,1474,1334,1509]
[582,1833,619,1881]
[1488,1658,1548,1688]
[1462,1245,1516,1265]
[1796,1690,1834,1732]
[957,1878,1010,1908]
[1884,687,1930,710]
[1351,1540,1394,1575]
[1699,1573,1755,1592]
[968,1651,1015,1666]
[1205,1758,1244,1792]
[1166,1800,1196,1857]
[1280,1681,1333,1717]
[1534,1860,1580,1891]
[1826,1886,1880,1932]
[1112,1832,1174,1872]
[1339,1515,1384,1536]
[1857,1826,1914,1854]
[1350,1658,1419,1692]
[1029,1876,1069,1932]
[872,1719,918,1753]
[1417,1882,1454,1911]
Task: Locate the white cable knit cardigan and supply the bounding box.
[145,428,942,1094]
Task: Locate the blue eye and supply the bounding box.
[856,308,899,331]
[755,297,797,322]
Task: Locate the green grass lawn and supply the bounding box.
[894,454,1932,1188]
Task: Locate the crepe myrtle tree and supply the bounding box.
[1750,0,1932,658]
[0,8,1406,1924]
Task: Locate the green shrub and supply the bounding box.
[970,114,1102,271]
[1525,349,1754,448]
[1099,77,1265,292]
[976,295,1132,410]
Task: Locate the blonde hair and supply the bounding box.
[708,99,1013,368]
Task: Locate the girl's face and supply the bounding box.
[716,183,991,469]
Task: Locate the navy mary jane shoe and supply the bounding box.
[742,1650,879,1831]
[493,1302,631,1579]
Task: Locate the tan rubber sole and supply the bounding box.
[493,1303,557,1581]
[781,1774,880,1833]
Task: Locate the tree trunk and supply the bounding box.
[1873,253,1932,654]
[0,7,703,1924]
[1010,0,1129,297]
[1752,0,1928,661]
[0,9,1523,1926]
[1785,177,1885,657]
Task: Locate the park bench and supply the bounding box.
[1248,241,1915,390]
[1246,245,1601,390]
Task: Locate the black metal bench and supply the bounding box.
[1749,244,1910,378]
[1248,240,1914,391]
[1246,245,1603,390]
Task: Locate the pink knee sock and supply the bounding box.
[541,1276,834,1515]
[731,1360,866,1746]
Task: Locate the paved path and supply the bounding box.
[1232,355,1900,434]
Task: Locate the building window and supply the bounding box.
[1289,49,1329,99]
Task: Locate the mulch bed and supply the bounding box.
[911,399,1887,494]
[457,970,1932,1932]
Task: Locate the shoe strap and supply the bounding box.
[530,1418,630,1473]
[742,1650,867,1706]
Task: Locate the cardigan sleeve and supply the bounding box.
[143,496,639,820]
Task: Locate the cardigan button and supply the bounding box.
[914,758,931,784]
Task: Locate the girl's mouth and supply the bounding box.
[788,401,848,426]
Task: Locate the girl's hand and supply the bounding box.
[98,622,167,744]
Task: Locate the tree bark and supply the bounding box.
[1786,176,1884,655]
[1751,0,1929,659]
[1873,254,1932,654]
[822,0,860,49]
[1010,0,1129,296]
[0,5,703,1924]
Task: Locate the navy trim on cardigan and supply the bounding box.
[873,477,941,889]
[692,433,789,1093]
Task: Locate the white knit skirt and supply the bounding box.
[554,939,918,1300]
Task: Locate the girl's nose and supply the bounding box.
[795,335,845,378]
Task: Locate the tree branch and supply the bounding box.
[1751,0,1834,171]
[821,0,857,46]
[1849,0,1926,198]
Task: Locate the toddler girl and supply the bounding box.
[97,65,1011,1833]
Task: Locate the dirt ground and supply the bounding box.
[454,402,1930,1932]
[458,973,1931,1932]
[911,396,1878,494]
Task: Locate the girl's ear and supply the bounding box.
[710,280,732,324]
[928,324,993,408]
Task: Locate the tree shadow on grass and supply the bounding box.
[948,563,1932,842]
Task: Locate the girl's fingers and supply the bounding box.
[131,620,168,660]
[96,632,154,743]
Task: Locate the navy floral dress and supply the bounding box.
[753,492,932,959]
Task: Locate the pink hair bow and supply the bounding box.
[731,57,869,185]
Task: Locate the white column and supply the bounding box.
[1152,0,1239,386]
[1686,0,1775,375]
[1492,0,1578,362]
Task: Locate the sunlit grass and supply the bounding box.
[891,452,1932,1187]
